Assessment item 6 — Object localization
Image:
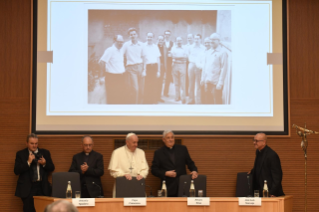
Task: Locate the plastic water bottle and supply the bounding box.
[161,180,167,197]
[66,181,72,198]
[189,180,196,197]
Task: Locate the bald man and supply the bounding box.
[250,133,284,197]
[69,135,104,198]
[99,34,125,104]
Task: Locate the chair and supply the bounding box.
[52,172,81,198]
[116,176,145,198]
[236,172,253,197]
[178,175,207,197]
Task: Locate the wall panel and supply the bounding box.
[0,0,319,211]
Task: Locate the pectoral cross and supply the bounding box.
[129,166,134,173]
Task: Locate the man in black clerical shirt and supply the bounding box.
[151,130,198,197]
[249,133,284,197]
[69,135,104,198]
[14,133,55,212]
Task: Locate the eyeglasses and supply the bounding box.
[253,139,264,143]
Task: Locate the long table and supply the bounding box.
[34,195,292,212]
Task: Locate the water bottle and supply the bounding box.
[161,180,167,197]
[189,180,196,197]
[263,180,269,197]
[66,181,72,198]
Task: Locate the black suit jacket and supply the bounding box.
[14,148,55,198]
[251,145,284,196]
[69,150,104,197]
[151,144,198,197]
[158,41,173,70]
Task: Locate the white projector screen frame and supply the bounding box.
[32,0,288,135]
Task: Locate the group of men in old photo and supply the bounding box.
[99,28,228,104]
[14,131,284,212]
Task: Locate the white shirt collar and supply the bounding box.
[129,40,141,46]
[29,148,38,153]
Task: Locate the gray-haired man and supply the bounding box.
[151,130,198,197]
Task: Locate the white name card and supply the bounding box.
[124,198,146,206]
[72,198,95,207]
[238,197,261,206]
[187,197,210,206]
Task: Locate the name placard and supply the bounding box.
[187,197,210,206]
[238,197,261,206]
[72,198,95,207]
[124,198,146,206]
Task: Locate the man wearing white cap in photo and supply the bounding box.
[200,33,228,104]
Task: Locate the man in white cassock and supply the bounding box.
[108,133,149,197]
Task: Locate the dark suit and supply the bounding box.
[151,144,198,197]
[160,40,174,96]
[14,148,55,212]
[69,150,104,198]
[251,145,284,196]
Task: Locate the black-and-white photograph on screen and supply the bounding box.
[88,10,232,105]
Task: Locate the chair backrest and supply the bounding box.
[236,172,253,197]
[52,172,81,198]
[178,175,207,197]
[116,176,145,198]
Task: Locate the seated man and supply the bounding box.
[151,130,198,197]
[249,133,285,197]
[69,135,104,198]
[108,133,149,196]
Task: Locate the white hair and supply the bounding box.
[126,132,137,141]
[44,200,78,212]
[163,130,174,138]
[210,33,221,40]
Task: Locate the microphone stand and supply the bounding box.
[247,176,252,197]
[182,182,187,197]
[145,185,154,197]
[92,182,104,198]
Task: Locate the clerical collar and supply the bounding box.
[258,145,267,153]
[165,145,174,150]
[85,153,89,156]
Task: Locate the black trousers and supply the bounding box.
[21,181,44,212]
[144,63,159,104]
[104,72,125,104]
[81,184,91,198]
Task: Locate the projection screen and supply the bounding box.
[32,0,288,134]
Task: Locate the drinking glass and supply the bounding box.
[157,190,163,197]
[75,191,81,198]
[198,190,203,197]
[254,190,259,197]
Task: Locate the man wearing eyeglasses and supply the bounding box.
[69,135,104,198]
[249,133,284,197]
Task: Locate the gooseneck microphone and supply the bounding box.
[182,181,188,197]
[145,185,154,197]
[247,176,252,197]
[92,182,104,198]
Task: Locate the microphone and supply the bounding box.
[247,176,252,197]
[182,181,187,197]
[145,185,154,197]
[92,182,104,198]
